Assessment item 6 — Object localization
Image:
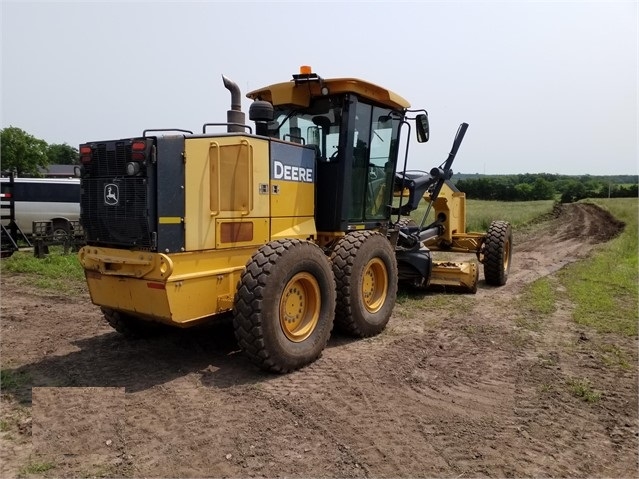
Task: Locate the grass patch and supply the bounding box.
[538,383,555,394]
[599,343,631,369]
[558,198,638,336]
[407,199,555,232]
[0,369,30,390]
[514,277,557,331]
[520,277,557,315]
[566,377,602,403]
[0,247,85,293]
[18,460,56,477]
[466,199,556,232]
[513,315,541,332]
[0,419,9,432]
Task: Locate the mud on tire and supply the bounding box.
[483,220,512,286]
[232,239,336,373]
[330,231,398,337]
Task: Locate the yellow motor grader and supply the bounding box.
[78,67,511,372]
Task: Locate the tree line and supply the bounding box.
[455,173,638,203]
[1,126,637,203]
[1,126,79,177]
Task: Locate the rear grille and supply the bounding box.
[90,142,131,177]
[80,140,153,249]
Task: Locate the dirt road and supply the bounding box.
[1,203,636,478]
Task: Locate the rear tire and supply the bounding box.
[483,220,512,286]
[101,307,163,338]
[331,231,398,337]
[233,239,336,373]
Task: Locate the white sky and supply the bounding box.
[1,0,637,175]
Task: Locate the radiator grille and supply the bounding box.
[80,140,153,249]
[88,142,131,177]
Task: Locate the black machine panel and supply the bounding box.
[80,139,156,249]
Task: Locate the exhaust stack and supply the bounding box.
[222,75,246,133]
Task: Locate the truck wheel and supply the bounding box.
[101,307,162,338]
[51,219,70,241]
[233,239,336,373]
[330,231,398,337]
[483,220,512,286]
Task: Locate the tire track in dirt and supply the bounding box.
[508,203,624,287]
[256,327,520,476]
[251,202,630,477]
[261,342,443,475]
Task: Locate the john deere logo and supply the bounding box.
[104,184,119,206]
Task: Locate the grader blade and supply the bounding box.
[428,260,479,294]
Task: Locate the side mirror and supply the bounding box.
[415,113,429,143]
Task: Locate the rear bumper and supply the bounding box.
[79,246,251,326]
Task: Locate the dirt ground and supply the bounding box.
[1,203,637,478]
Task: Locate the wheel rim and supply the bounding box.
[361,258,388,313]
[503,237,511,272]
[279,272,321,342]
[52,228,68,241]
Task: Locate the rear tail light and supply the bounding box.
[131,140,147,161]
[80,144,92,164]
[131,140,147,151]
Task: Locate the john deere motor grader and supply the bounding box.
[78,67,511,373]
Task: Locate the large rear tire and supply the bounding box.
[233,239,336,373]
[483,220,512,286]
[101,307,163,338]
[331,231,398,337]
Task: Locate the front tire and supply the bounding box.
[331,231,398,337]
[233,239,336,373]
[483,220,512,286]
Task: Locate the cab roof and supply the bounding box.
[246,76,410,111]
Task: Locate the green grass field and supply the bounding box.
[0,246,85,293]
[408,199,555,232]
[559,198,638,336]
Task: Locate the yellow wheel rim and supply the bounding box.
[362,258,388,313]
[279,272,321,342]
[503,238,511,271]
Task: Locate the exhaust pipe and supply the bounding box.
[222,75,246,133]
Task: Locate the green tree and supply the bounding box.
[514,183,533,200]
[1,126,49,176]
[530,177,555,200]
[560,180,587,203]
[47,143,79,165]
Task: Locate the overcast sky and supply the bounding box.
[1,0,637,175]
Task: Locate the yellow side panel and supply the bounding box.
[271,217,316,240]
[433,183,467,243]
[184,136,270,251]
[271,181,314,218]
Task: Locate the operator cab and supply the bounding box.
[247,67,426,233]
